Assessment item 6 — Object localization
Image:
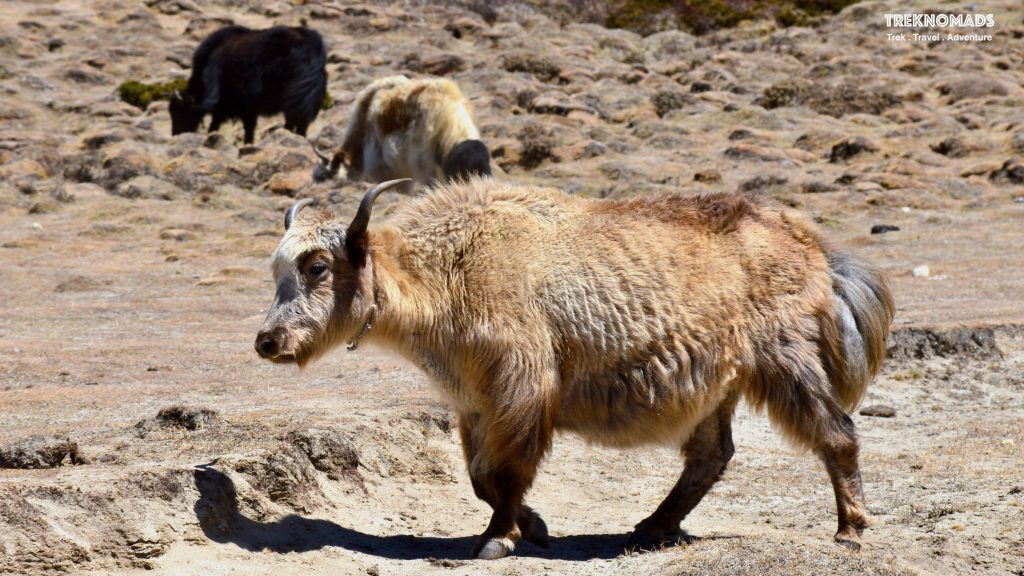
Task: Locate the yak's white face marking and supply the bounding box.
[255,222,367,367]
[255,179,408,368]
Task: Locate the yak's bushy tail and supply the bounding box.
[824,250,895,412]
[283,29,328,125]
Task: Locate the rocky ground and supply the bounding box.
[1,0,1022,574]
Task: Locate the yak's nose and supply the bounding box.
[255,331,279,358]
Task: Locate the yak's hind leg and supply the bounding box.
[751,326,871,551]
[458,412,550,559]
[627,391,740,551]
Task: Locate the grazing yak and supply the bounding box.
[255,178,894,560]
[311,76,492,187]
[170,25,327,144]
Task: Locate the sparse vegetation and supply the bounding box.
[651,89,691,117]
[503,54,561,83]
[758,79,901,117]
[603,0,860,35]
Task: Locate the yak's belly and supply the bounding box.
[554,366,732,448]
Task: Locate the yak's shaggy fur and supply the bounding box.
[257,180,894,559]
[325,76,491,186]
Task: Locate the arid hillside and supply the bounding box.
[1,0,1022,575]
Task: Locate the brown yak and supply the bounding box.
[255,178,894,560]
[310,76,492,187]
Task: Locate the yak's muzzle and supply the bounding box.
[255,329,294,362]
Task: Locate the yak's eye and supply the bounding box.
[308,262,328,277]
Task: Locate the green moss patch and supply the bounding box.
[117,78,188,110]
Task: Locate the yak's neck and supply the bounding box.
[364,227,450,363]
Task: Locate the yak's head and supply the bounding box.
[255,179,410,367]
[309,141,350,183]
[169,90,204,136]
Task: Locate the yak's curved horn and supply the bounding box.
[284,198,314,231]
[346,179,411,240]
[308,138,331,164]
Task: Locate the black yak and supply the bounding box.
[170,25,327,144]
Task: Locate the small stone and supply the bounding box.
[912,265,930,278]
[530,93,586,117]
[859,405,897,418]
[693,170,722,183]
[202,132,231,150]
[989,158,1024,185]
[740,175,788,192]
[728,129,753,141]
[724,143,788,163]
[576,141,607,159]
[690,81,712,93]
[830,136,879,163]
[160,228,195,242]
[802,181,838,193]
[445,17,483,39]
[154,405,218,430]
[931,137,968,158]
[82,131,127,150]
[368,16,397,31]
[1011,133,1024,154]
[402,52,467,76]
[870,224,900,234]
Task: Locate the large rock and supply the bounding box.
[0,436,82,469]
[114,175,182,200]
[266,171,309,196]
[100,146,155,190]
[288,429,360,482]
[642,30,697,62]
[938,76,1008,103]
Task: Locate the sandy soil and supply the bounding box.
[1,0,1023,574]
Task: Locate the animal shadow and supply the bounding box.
[191,463,685,561]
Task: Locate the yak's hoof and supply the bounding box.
[475,537,514,560]
[519,510,550,548]
[835,534,862,552]
[625,525,693,553]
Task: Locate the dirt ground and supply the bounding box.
[1,0,1023,574]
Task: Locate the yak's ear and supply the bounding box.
[344,179,411,266]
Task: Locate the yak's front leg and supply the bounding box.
[459,413,550,559]
[458,364,555,560]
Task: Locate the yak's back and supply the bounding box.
[393,184,815,255]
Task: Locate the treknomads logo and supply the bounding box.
[884,12,996,42]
